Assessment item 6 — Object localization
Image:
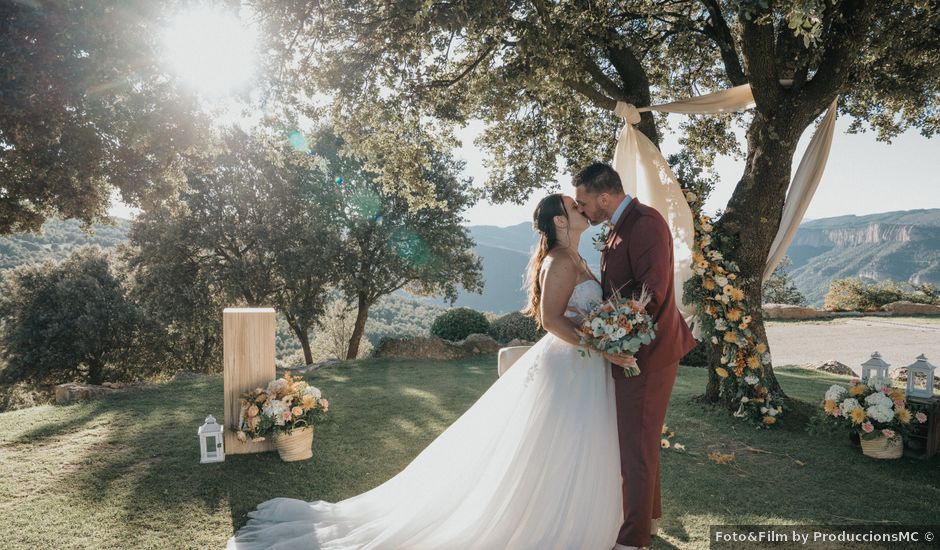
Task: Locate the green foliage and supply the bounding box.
[0,218,131,270]
[762,256,807,306]
[0,246,143,385]
[681,340,710,367]
[0,0,206,234]
[487,311,543,344]
[823,278,940,311]
[430,308,490,342]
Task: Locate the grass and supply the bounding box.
[1,359,938,549]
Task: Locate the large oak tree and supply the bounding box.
[253,0,939,408]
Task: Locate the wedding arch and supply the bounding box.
[609,83,838,328]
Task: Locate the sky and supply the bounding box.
[108,113,939,227]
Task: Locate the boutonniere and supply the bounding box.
[593,222,613,252]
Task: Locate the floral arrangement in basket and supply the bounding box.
[576,285,657,377]
[815,376,927,444]
[233,372,331,442]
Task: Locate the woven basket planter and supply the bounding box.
[274,426,314,462]
[859,433,903,459]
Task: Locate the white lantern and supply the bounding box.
[198,414,225,463]
[905,354,937,399]
[860,351,890,383]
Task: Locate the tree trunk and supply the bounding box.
[287,318,314,365]
[87,357,105,385]
[346,293,370,360]
[711,110,802,403]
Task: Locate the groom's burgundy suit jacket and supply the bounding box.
[600,198,696,378]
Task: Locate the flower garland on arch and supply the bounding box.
[681,191,785,429]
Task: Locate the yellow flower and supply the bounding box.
[756,342,767,354]
[823,400,837,413]
[697,260,709,269]
[726,308,742,322]
[747,356,760,369]
[661,439,671,449]
[723,331,737,344]
[850,407,867,424]
[302,395,317,409]
[715,367,729,378]
[703,278,716,290]
[730,288,745,302]
[722,284,734,296]
[848,384,866,397]
[889,388,905,401]
[897,408,912,424]
[762,416,776,425]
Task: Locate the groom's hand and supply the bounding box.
[601,351,637,369]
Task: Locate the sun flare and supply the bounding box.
[163,7,258,97]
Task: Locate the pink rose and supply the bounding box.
[319,398,330,412]
[861,421,874,433]
[282,411,293,422]
[832,409,842,417]
[915,411,928,423]
[894,399,905,409]
[882,386,892,395]
[881,429,895,438]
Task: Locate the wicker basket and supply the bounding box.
[859,432,903,459]
[274,426,314,462]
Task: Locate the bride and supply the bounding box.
[227,194,637,550]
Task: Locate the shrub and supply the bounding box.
[681,340,710,367]
[823,278,939,311]
[430,307,490,341]
[488,311,544,343]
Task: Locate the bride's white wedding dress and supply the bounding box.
[227,279,622,549]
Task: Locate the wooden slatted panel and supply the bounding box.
[223,307,276,454]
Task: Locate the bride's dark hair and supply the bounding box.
[522,194,567,328]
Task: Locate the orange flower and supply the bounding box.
[730,288,745,302]
[723,331,737,344]
[756,342,767,354]
[726,308,743,322]
[715,367,729,378]
[703,278,716,290]
[747,356,760,369]
[762,416,776,425]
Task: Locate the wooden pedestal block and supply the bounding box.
[223,307,276,455]
[903,395,939,460]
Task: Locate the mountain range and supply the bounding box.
[2,209,939,312]
[440,208,940,311]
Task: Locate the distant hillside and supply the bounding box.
[787,209,940,305]
[0,217,131,270]
[442,209,940,312]
[4,209,939,313]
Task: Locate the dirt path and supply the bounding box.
[765,317,940,376]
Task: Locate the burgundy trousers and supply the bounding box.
[613,360,679,548]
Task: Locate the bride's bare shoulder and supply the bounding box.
[539,251,578,284]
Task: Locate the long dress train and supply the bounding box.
[227,279,622,549]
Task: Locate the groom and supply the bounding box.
[573,162,696,550]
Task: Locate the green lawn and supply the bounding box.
[1,358,937,549]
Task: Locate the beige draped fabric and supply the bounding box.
[611,84,838,331]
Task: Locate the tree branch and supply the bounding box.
[739,6,782,108]
[699,0,747,85]
[427,42,496,88]
[561,79,617,111]
[796,0,876,111]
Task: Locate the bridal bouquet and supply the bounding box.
[576,286,657,377]
[233,372,331,442]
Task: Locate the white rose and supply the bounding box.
[864,392,891,408]
[745,375,759,385]
[711,336,719,345]
[715,276,729,287]
[714,318,727,331]
[303,386,322,399]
